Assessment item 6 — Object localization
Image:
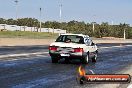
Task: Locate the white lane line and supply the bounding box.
[99,46,122,49]
[126,45,132,47]
[0,52,49,59]
[99,45,132,49]
[0,45,131,59]
[6,55,49,62]
[127,84,132,88]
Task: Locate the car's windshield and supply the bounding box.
[55,35,84,44]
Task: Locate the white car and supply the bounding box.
[49,34,98,64]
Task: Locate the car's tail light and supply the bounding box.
[49,46,58,51]
[74,48,84,52]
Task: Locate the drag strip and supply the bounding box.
[0,44,131,60]
[0,45,49,55]
[0,52,48,59]
[0,43,132,88]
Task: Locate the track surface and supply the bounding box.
[0,43,132,88]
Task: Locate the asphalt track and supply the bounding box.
[0,43,132,88]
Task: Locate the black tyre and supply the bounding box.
[82,52,89,64]
[65,58,70,63]
[76,76,86,85]
[51,57,58,63]
[92,51,98,62]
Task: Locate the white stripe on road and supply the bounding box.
[99,45,132,49]
[127,84,132,88]
[0,45,132,59]
[6,55,49,62]
[100,46,122,49]
[0,52,49,59]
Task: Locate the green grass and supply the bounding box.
[0,31,59,39]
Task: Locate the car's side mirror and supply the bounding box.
[91,42,95,46]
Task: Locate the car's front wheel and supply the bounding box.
[92,51,98,62]
[82,52,89,64]
[51,57,58,63]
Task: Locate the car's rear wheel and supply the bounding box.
[82,52,89,64]
[92,51,98,62]
[65,58,70,63]
[51,57,58,63]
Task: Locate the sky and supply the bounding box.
[0,0,132,25]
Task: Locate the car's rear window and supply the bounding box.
[55,35,84,44]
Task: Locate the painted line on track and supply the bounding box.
[0,45,132,59]
[5,55,49,62]
[0,52,49,59]
[99,45,132,49]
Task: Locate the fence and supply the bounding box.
[0,24,66,34]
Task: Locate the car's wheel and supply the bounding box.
[82,52,89,64]
[65,58,70,63]
[92,51,98,62]
[51,57,58,63]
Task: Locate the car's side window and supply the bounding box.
[78,37,84,44]
[91,42,95,46]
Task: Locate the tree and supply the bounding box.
[0,18,6,24]
[0,18,132,39]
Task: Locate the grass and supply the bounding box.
[0,31,59,39]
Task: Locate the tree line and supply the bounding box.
[0,18,132,39]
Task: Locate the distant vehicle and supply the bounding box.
[49,33,98,64]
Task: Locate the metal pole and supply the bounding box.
[124,29,126,40]
[92,23,95,32]
[92,15,96,33]
[59,0,62,34]
[111,21,113,25]
[14,0,18,20]
[39,7,42,32]
[14,0,19,32]
[59,4,62,22]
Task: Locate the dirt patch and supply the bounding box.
[0,38,132,46]
[93,39,132,44]
[0,38,55,46]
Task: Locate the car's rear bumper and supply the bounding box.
[49,52,87,59]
